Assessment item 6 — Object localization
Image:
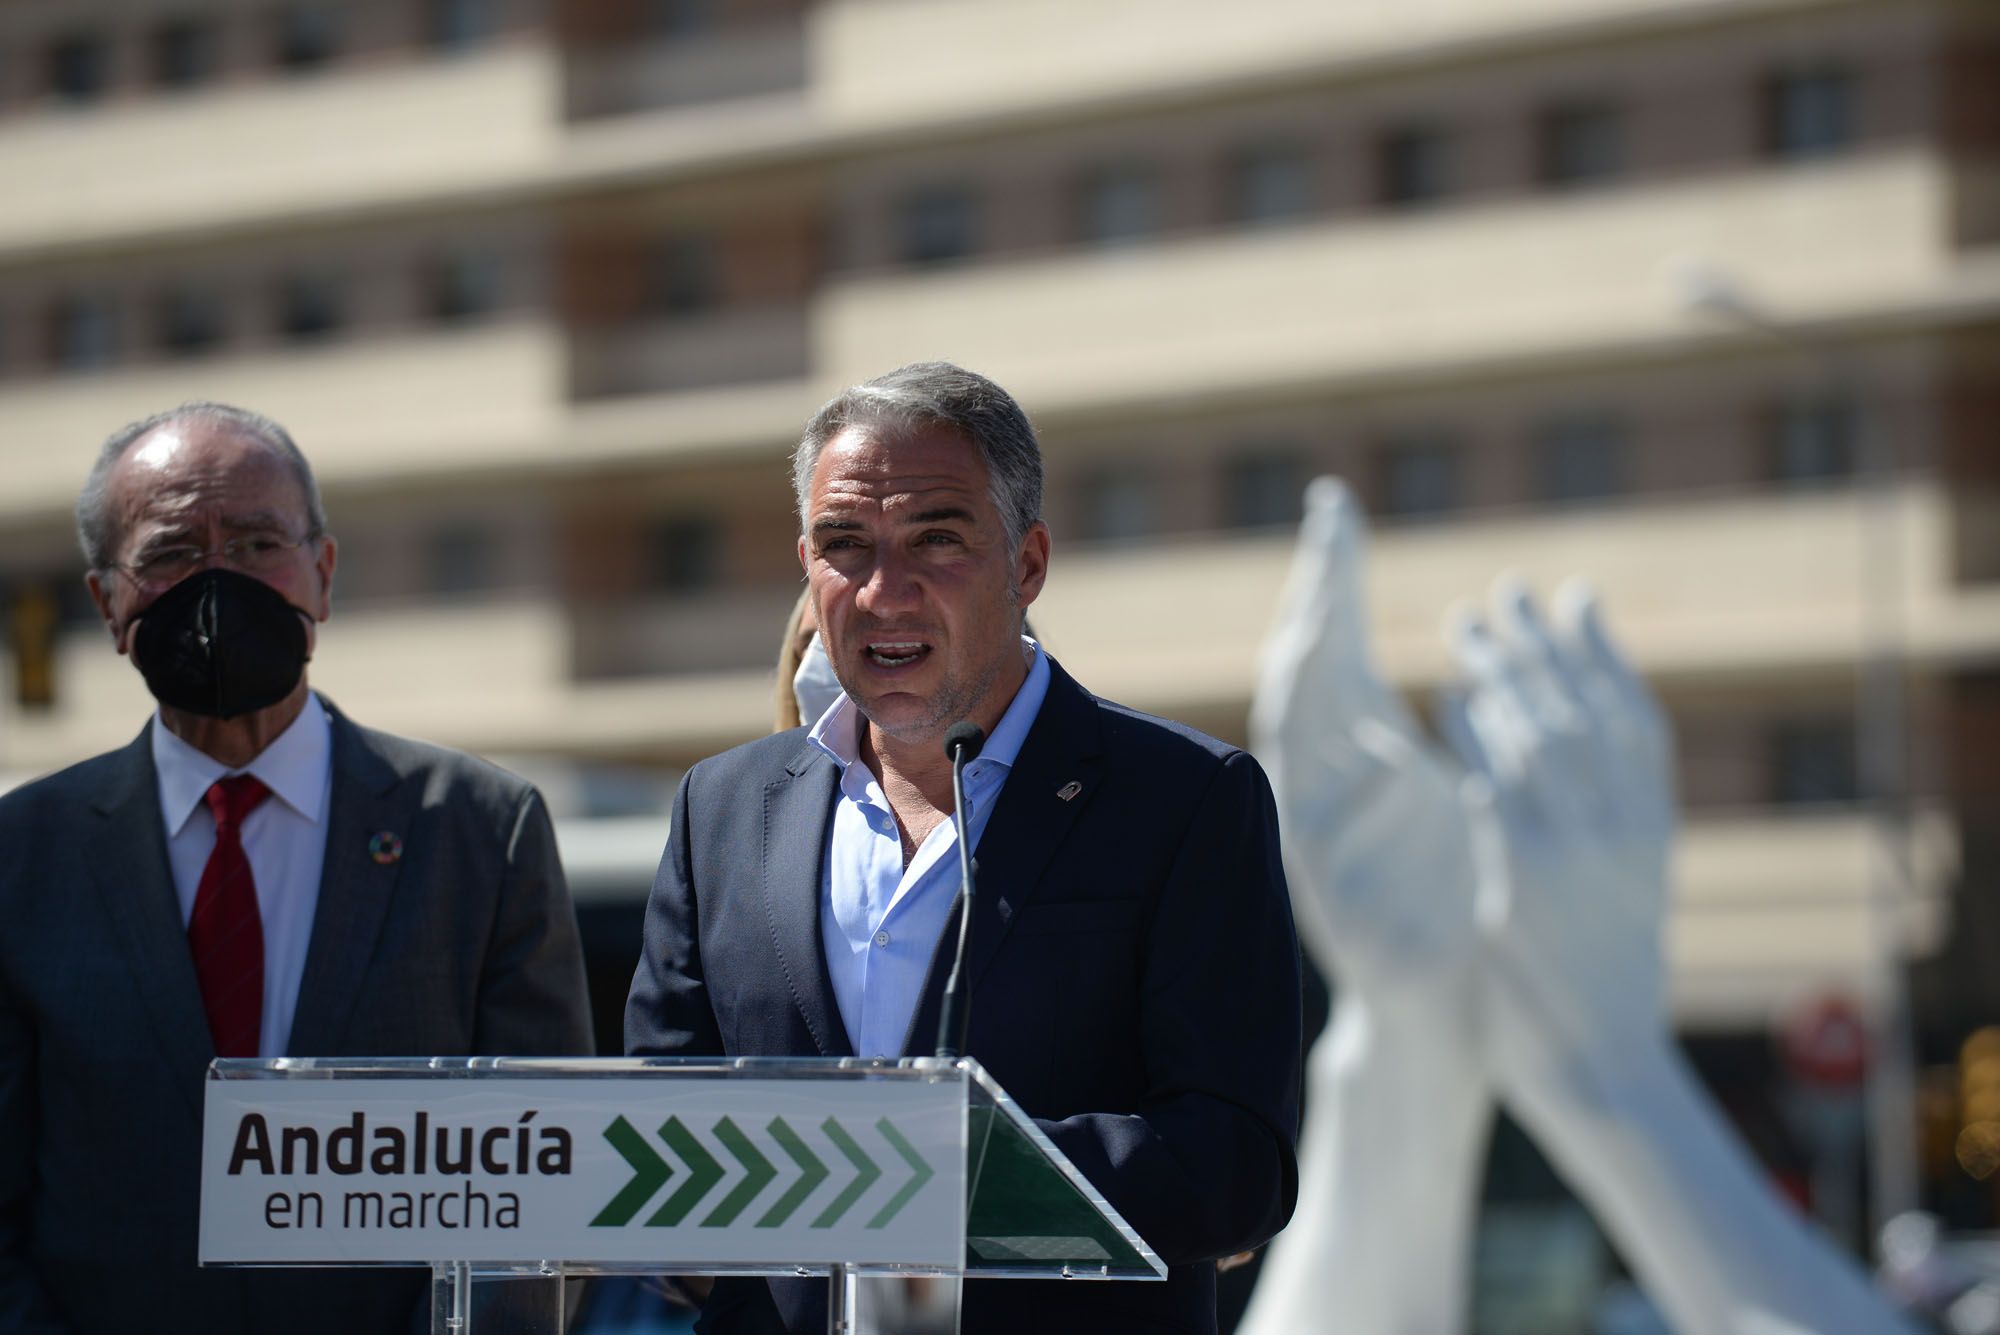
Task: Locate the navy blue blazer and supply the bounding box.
[626,659,1303,1335]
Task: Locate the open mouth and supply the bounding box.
[865,641,932,668]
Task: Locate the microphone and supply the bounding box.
[943,721,985,766]
[935,722,985,1059]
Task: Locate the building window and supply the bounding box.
[157,287,226,356]
[653,0,718,37]
[1078,164,1161,247]
[1078,469,1157,542]
[1376,431,1462,520]
[425,523,499,595]
[1767,68,1856,160]
[152,18,219,89]
[1770,395,1858,484]
[653,233,719,316]
[47,32,110,103]
[1378,124,1452,209]
[1227,141,1313,227]
[279,271,345,340]
[1536,412,1626,505]
[429,0,499,51]
[1224,449,1305,530]
[429,248,503,322]
[47,294,117,370]
[650,515,721,593]
[1540,101,1624,189]
[276,5,341,71]
[896,184,978,267]
[1772,718,1859,806]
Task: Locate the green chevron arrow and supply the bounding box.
[702,1117,777,1227]
[591,1115,674,1226]
[811,1117,880,1228]
[757,1117,829,1228]
[647,1116,723,1226]
[866,1118,934,1228]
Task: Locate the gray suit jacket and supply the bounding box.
[0,699,593,1334]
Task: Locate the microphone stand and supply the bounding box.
[935,723,984,1060]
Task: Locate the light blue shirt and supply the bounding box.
[808,640,1052,1059]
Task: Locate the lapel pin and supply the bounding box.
[1055,781,1083,802]
[368,831,404,866]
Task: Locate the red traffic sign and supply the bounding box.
[1780,994,1871,1090]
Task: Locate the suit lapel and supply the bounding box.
[762,747,851,1057]
[84,726,216,1114]
[285,705,409,1055]
[900,659,1106,1056]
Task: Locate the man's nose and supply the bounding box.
[854,550,921,613]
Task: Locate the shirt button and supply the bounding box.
[874,931,891,947]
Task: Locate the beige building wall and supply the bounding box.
[0,0,1993,1030]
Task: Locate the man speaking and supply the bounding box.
[626,362,1303,1333]
[0,402,593,1333]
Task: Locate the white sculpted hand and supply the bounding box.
[1250,477,1479,995]
[1441,577,1675,1069]
[1444,580,1913,1335]
[1240,478,1488,1335]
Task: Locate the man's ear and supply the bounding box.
[1013,522,1051,610]
[84,570,128,654]
[310,534,337,621]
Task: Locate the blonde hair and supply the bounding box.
[773,588,814,732]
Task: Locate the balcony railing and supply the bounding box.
[564,22,807,119]
[816,151,1957,418]
[569,304,811,399]
[0,319,570,523]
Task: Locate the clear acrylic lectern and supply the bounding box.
[200,1056,1164,1334]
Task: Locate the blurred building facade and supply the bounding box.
[0,0,1996,1314]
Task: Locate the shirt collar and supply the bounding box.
[152,692,333,836]
[808,637,1051,776]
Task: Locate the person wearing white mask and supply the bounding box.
[778,586,1032,734]
[792,633,845,730]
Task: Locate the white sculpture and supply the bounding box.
[1240,477,1913,1335]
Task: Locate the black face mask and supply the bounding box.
[130,567,311,719]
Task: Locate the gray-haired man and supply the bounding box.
[0,402,593,1333]
[627,362,1303,1334]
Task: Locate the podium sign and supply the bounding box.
[202,1057,1163,1335]
[202,1069,964,1269]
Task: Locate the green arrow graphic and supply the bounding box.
[811,1117,880,1228]
[867,1118,934,1228]
[702,1117,777,1227]
[591,1115,673,1226]
[647,1116,723,1226]
[757,1117,829,1228]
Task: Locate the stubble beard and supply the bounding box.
[860,584,1022,746]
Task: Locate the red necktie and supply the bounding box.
[188,775,271,1058]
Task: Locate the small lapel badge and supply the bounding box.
[1055,781,1083,802]
[368,831,404,866]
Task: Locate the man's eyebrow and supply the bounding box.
[809,517,863,534]
[221,511,295,532]
[906,506,978,525]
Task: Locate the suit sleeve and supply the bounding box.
[0,974,68,1333]
[625,769,725,1056]
[471,787,594,1056]
[1037,749,1304,1264]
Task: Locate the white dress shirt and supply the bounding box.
[808,639,1052,1059]
[152,692,333,1058]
